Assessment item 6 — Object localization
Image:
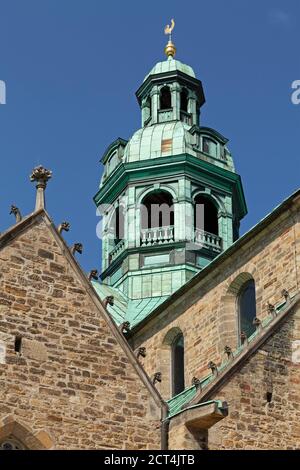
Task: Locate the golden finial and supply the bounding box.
[164,19,176,59]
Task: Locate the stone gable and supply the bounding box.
[0,212,164,449]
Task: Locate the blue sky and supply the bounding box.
[0,0,299,272]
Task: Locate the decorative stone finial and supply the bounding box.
[30,165,52,211]
[164,19,176,59]
[58,222,70,234]
[10,205,22,223]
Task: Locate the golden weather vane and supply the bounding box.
[164,19,176,59]
[164,18,175,37]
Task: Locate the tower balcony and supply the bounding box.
[194,228,222,253]
[141,226,175,246]
[108,228,222,267]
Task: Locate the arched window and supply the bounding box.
[171,333,185,396]
[160,86,171,110]
[202,137,218,158]
[0,416,54,449]
[159,328,184,399]
[107,151,118,175]
[194,194,218,235]
[141,191,174,230]
[238,279,256,339]
[180,88,188,112]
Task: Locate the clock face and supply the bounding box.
[0,438,24,450]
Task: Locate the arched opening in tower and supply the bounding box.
[140,191,174,245]
[141,191,174,230]
[194,194,219,235]
[159,86,172,110]
[180,88,188,112]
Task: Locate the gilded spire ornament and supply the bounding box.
[164,18,176,59]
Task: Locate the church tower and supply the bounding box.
[93,22,247,323]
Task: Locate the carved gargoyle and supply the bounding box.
[224,345,234,360]
[282,289,291,304]
[88,269,99,281]
[191,376,202,390]
[104,296,114,308]
[71,243,83,256]
[208,361,218,375]
[152,372,162,385]
[136,347,146,360]
[253,317,262,329]
[240,331,248,345]
[118,321,130,336]
[267,302,276,316]
[10,205,22,223]
[58,221,70,234]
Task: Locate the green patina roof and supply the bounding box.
[166,374,214,418]
[92,281,168,327]
[123,121,195,163]
[165,293,296,418]
[91,262,294,333]
[143,57,196,82]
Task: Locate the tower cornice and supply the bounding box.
[94,153,247,219]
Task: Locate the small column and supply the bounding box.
[141,97,151,127]
[188,91,198,126]
[30,165,52,211]
[150,86,159,124]
[127,186,138,248]
[171,82,181,121]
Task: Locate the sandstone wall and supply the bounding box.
[208,306,300,449]
[0,214,162,449]
[132,206,300,401]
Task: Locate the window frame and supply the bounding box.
[237,278,257,342]
[171,332,185,397]
[201,136,219,159]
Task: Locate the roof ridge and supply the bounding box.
[0,208,45,247]
[166,292,299,418]
[182,292,300,411]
